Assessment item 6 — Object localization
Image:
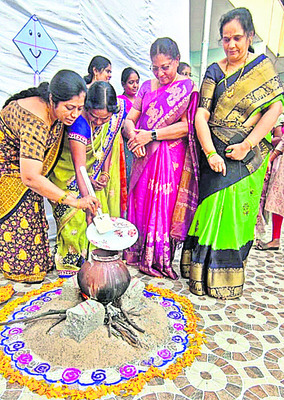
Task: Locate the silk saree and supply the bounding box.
[125,78,199,279]
[180,54,284,299]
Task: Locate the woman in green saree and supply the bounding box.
[50,81,126,277]
[180,8,284,299]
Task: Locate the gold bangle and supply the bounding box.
[101,171,110,179]
[57,191,68,204]
[245,138,254,150]
[76,199,80,209]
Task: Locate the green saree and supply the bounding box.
[180,54,284,299]
[49,102,126,277]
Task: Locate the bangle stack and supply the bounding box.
[100,171,110,180]
[206,151,217,160]
[245,138,254,150]
[57,191,68,204]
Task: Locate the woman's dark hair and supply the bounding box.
[3,69,87,109]
[84,56,111,84]
[178,62,190,74]
[150,37,180,61]
[84,81,119,114]
[219,7,255,53]
[121,67,140,85]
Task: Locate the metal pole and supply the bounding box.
[199,0,213,87]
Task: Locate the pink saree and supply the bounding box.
[125,79,199,279]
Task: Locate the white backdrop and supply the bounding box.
[0,0,190,237]
[0,0,190,107]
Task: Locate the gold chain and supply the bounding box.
[90,125,104,162]
[224,54,248,98]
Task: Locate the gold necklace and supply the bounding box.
[90,125,104,162]
[224,55,248,98]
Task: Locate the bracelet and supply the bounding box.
[273,149,280,157]
[76,199,81,209]
[245,138,254,150]
[100,171,110,180]
[151,130,157,141]
[57,191,68,204]
[206,151,217,160]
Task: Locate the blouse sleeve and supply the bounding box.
[20,119,49,161]
[66,116,91,145]
[133,81,150,112]
[199,64,218,113]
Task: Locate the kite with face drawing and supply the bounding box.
[13,15,58,84]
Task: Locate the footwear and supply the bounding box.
[255,241,279,251]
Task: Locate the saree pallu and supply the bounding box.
[125,79,199,279]
[0,104,64,282]
[50,105,125,277]
[181,54,284,299]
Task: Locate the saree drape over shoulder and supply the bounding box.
[49,101,126,277]
[181,54,284,299]
[0,101,64,282]
[125,78,199,279]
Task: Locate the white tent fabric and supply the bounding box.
[0,0,190,107]
[0,0,190,237]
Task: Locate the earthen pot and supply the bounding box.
[77,249,131,305]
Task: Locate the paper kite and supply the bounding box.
[13,14,58,75]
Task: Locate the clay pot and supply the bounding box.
[77,249,131,305]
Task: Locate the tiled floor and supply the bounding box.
[0,233,283,399]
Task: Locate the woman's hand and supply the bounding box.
[78,195,100,214]
[133,146,146,158]
[127,129,152,153]
[91,173,109,191]
[225,141,250,161]
[208,153,226,176]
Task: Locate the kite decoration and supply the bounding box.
[13,15,58,86]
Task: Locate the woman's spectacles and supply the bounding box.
[150,59,174,74]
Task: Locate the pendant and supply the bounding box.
[95,151,104,162]
[227,87,234,98]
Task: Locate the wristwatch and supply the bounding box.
[151,130,157,141]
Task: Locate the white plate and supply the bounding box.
[86,217,138,251]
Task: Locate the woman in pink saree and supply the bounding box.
[124,37,199,279]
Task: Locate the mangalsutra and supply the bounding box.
[90,125,104,162]
[224,54,248,98]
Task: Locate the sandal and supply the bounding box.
[255,241,279,251]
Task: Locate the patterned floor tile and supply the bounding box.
[225,303,278,331]
[204,325,263,362]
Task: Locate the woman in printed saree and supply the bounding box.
[0,70,99,283]
[124,37,199,279]
[180,8,284,299]
[50,81,126,277]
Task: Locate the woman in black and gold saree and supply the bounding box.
[180,7,284,299]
